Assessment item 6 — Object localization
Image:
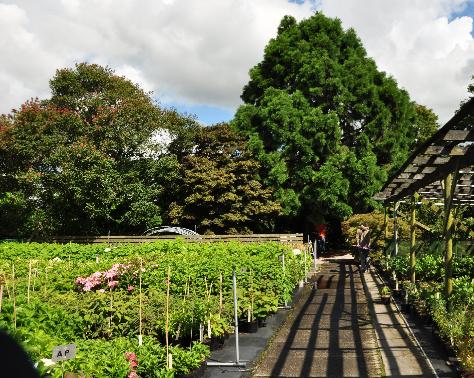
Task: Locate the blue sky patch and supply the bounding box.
[160,100,236,125]
[450,0,474,35]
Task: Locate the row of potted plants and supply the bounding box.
[374,253,474,375]
[0,240,310,377]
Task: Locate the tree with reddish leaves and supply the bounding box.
[0,64,186,237]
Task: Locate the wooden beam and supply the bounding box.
[424,145,469,156]
[410,194,417,284]
[443,129,473,141]
[376,97,474,200]
[389,149,474,202]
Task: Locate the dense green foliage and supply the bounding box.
[0,241,309,376]
[0,65,279,237]
[0,13,442,237]
[232,13,437,224]
[0,64,188,237]
[413,104,439,145]
[166,124,281,234]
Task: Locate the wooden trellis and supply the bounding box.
[375,97,474,205]
[374,97,474,302]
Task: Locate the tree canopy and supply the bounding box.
[0,64,185,237]
[165,123,281,234]
[233,12,435,225]
[0,64,282,237]
[1,15,443,237]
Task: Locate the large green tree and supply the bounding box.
[233,13,423,225]
[0,63,186,237]
[413,104,439,145]
[166,123,281,234]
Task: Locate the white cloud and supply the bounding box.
[317,0,474,122]
[0,0,473,123]
[0,0,313,114]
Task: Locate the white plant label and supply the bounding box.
[52,344,76,362]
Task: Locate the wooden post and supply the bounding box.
[393,202,399,257]
[444,172,455,300]
[409,194,418,284]
[393,201,399,290]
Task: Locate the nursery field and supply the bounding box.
[0,241,310,377]
[376,248,474,372]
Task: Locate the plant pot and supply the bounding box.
[401,302,411,313]
[392,289,402,299]
[257,317,267,328]
[177,360,207,378]
[209,335,225,350]
[380,295,391,305]
[175,336,193,348]
[239,319,258,333]
[423,315,433,327]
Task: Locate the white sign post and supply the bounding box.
[52,344,76,378]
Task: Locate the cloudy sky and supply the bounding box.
[1,0,473,124]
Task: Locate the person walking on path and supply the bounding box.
[356,223,371,272]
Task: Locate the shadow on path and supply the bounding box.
[255,258,381,377]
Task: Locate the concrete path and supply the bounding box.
[364,268,447,377]
[252,257,383,377]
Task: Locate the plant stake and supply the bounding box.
[0,281,3,314]
[2,272,10,299]
[165,265,171,369]
[12,264,16,329]
[27,260,32,304]
[219,272,223,316]
[138,257,143,346]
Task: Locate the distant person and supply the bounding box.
[356,223,371,272]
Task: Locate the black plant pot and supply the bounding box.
[257,317,267,328]
[392,289,402,299]
[209,335,226,350]
[177,360,207,378]
[401,302,411,313]
[380,295,391,305]
[239,319,258,333]
[423,315,433,327]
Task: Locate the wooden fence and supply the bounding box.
[46,233,304,244]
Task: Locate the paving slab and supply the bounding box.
[364,268,442,377]
[366,269,458,378]
[251,258,383,377]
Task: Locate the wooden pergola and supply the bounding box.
[374,97,474,300]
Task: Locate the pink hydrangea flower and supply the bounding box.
[128,372,139,378]
[75,262,132,292]
[108,280,119,288]
[127,285,134,292]
[105,270,116,279]
[76,277,86,285]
